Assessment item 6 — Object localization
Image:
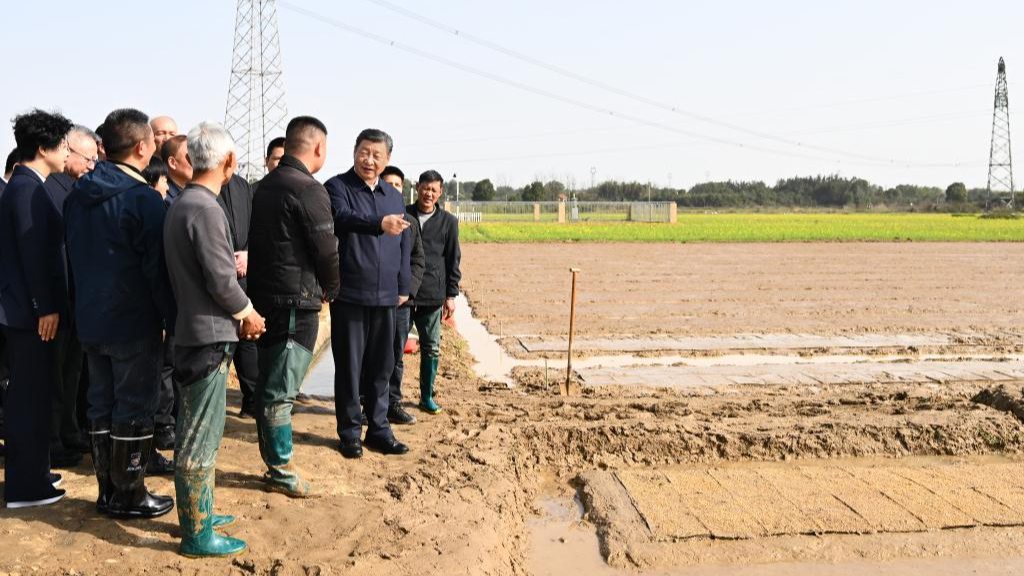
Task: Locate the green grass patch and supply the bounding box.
[459,214,1024,243]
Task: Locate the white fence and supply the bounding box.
[447,201,676,223]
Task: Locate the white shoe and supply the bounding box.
[6,490,66,509]
[50,473,63,488]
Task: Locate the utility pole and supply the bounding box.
[987,57,1014,209]
[225,0,288,182]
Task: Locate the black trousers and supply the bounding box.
[155,334,177,430]
[233,339,259,410]
[50,325,83,449]
[2,326,55,502]
[388,305,412,407]
[330,302,395,442]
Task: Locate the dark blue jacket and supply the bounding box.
[0,166,69,329]
[64,161,176,344]
[324,169,411,307]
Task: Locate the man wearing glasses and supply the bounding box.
[43,125,101,470]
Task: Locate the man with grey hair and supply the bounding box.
[165,121,265,557]
[43,125,100,468]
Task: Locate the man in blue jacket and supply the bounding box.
[0,109,72,509]
[64,108,176,519]
[324,129,411,459]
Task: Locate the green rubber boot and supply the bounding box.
[258,422,313,498]
[212,514,236,528]
[177,469,247,558]
[418,357,443,414]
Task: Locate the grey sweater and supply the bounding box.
[164,183,253,347]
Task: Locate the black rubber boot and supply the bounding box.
[108,422,174,519]
[90,421,113,514]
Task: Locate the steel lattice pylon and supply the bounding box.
[987,57,1014,209]
[225,0,288,182]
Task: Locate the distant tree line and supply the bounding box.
[432,174,1021,211]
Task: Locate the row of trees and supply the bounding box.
[436,175,1019,210]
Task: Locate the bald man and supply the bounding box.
[150,116,178,155]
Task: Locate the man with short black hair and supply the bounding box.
[0,109,72,508]
[325,129,412,458]
[218,162,260,418]
[43,125,100,467]
[249,115,340,495]
[380,165,424,425]
[152,133,191,449]
[408,170,461,415]
[65,108,176,519]
[161,134,191,205]
[265,136,285,173]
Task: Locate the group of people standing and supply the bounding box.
[0,107,462,558]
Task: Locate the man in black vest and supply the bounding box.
[0,109,73,508]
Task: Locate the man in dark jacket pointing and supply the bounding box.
[325,129,411,459]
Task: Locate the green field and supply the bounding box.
[459,214,1024,243]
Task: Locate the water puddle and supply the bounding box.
[302,347,335,397]
[527,496,621,576]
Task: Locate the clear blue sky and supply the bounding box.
[0,0,1021,189]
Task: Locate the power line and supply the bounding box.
[354,0,979,168]
[278,1,978,169]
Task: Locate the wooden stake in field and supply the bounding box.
[563,268,581,396]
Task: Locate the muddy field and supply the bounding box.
[4,241,1024,575]
[461,243,1024,338]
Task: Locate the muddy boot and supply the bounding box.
[257,421,313,498]
[177,468,247,558]
[89,421,112,514]
[418,357,442,414]
[108,422,173,518]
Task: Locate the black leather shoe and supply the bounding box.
[363,435,409,456]
[387,406,417,425]
[154,426,175,451]
[148,448,174,476]
[339,438,363,459]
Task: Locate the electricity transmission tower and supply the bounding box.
[987,57,1014,209]
[225,0,288,182]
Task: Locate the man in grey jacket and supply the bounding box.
[164,122,265,558]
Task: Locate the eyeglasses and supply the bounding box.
[69,147,98,167]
